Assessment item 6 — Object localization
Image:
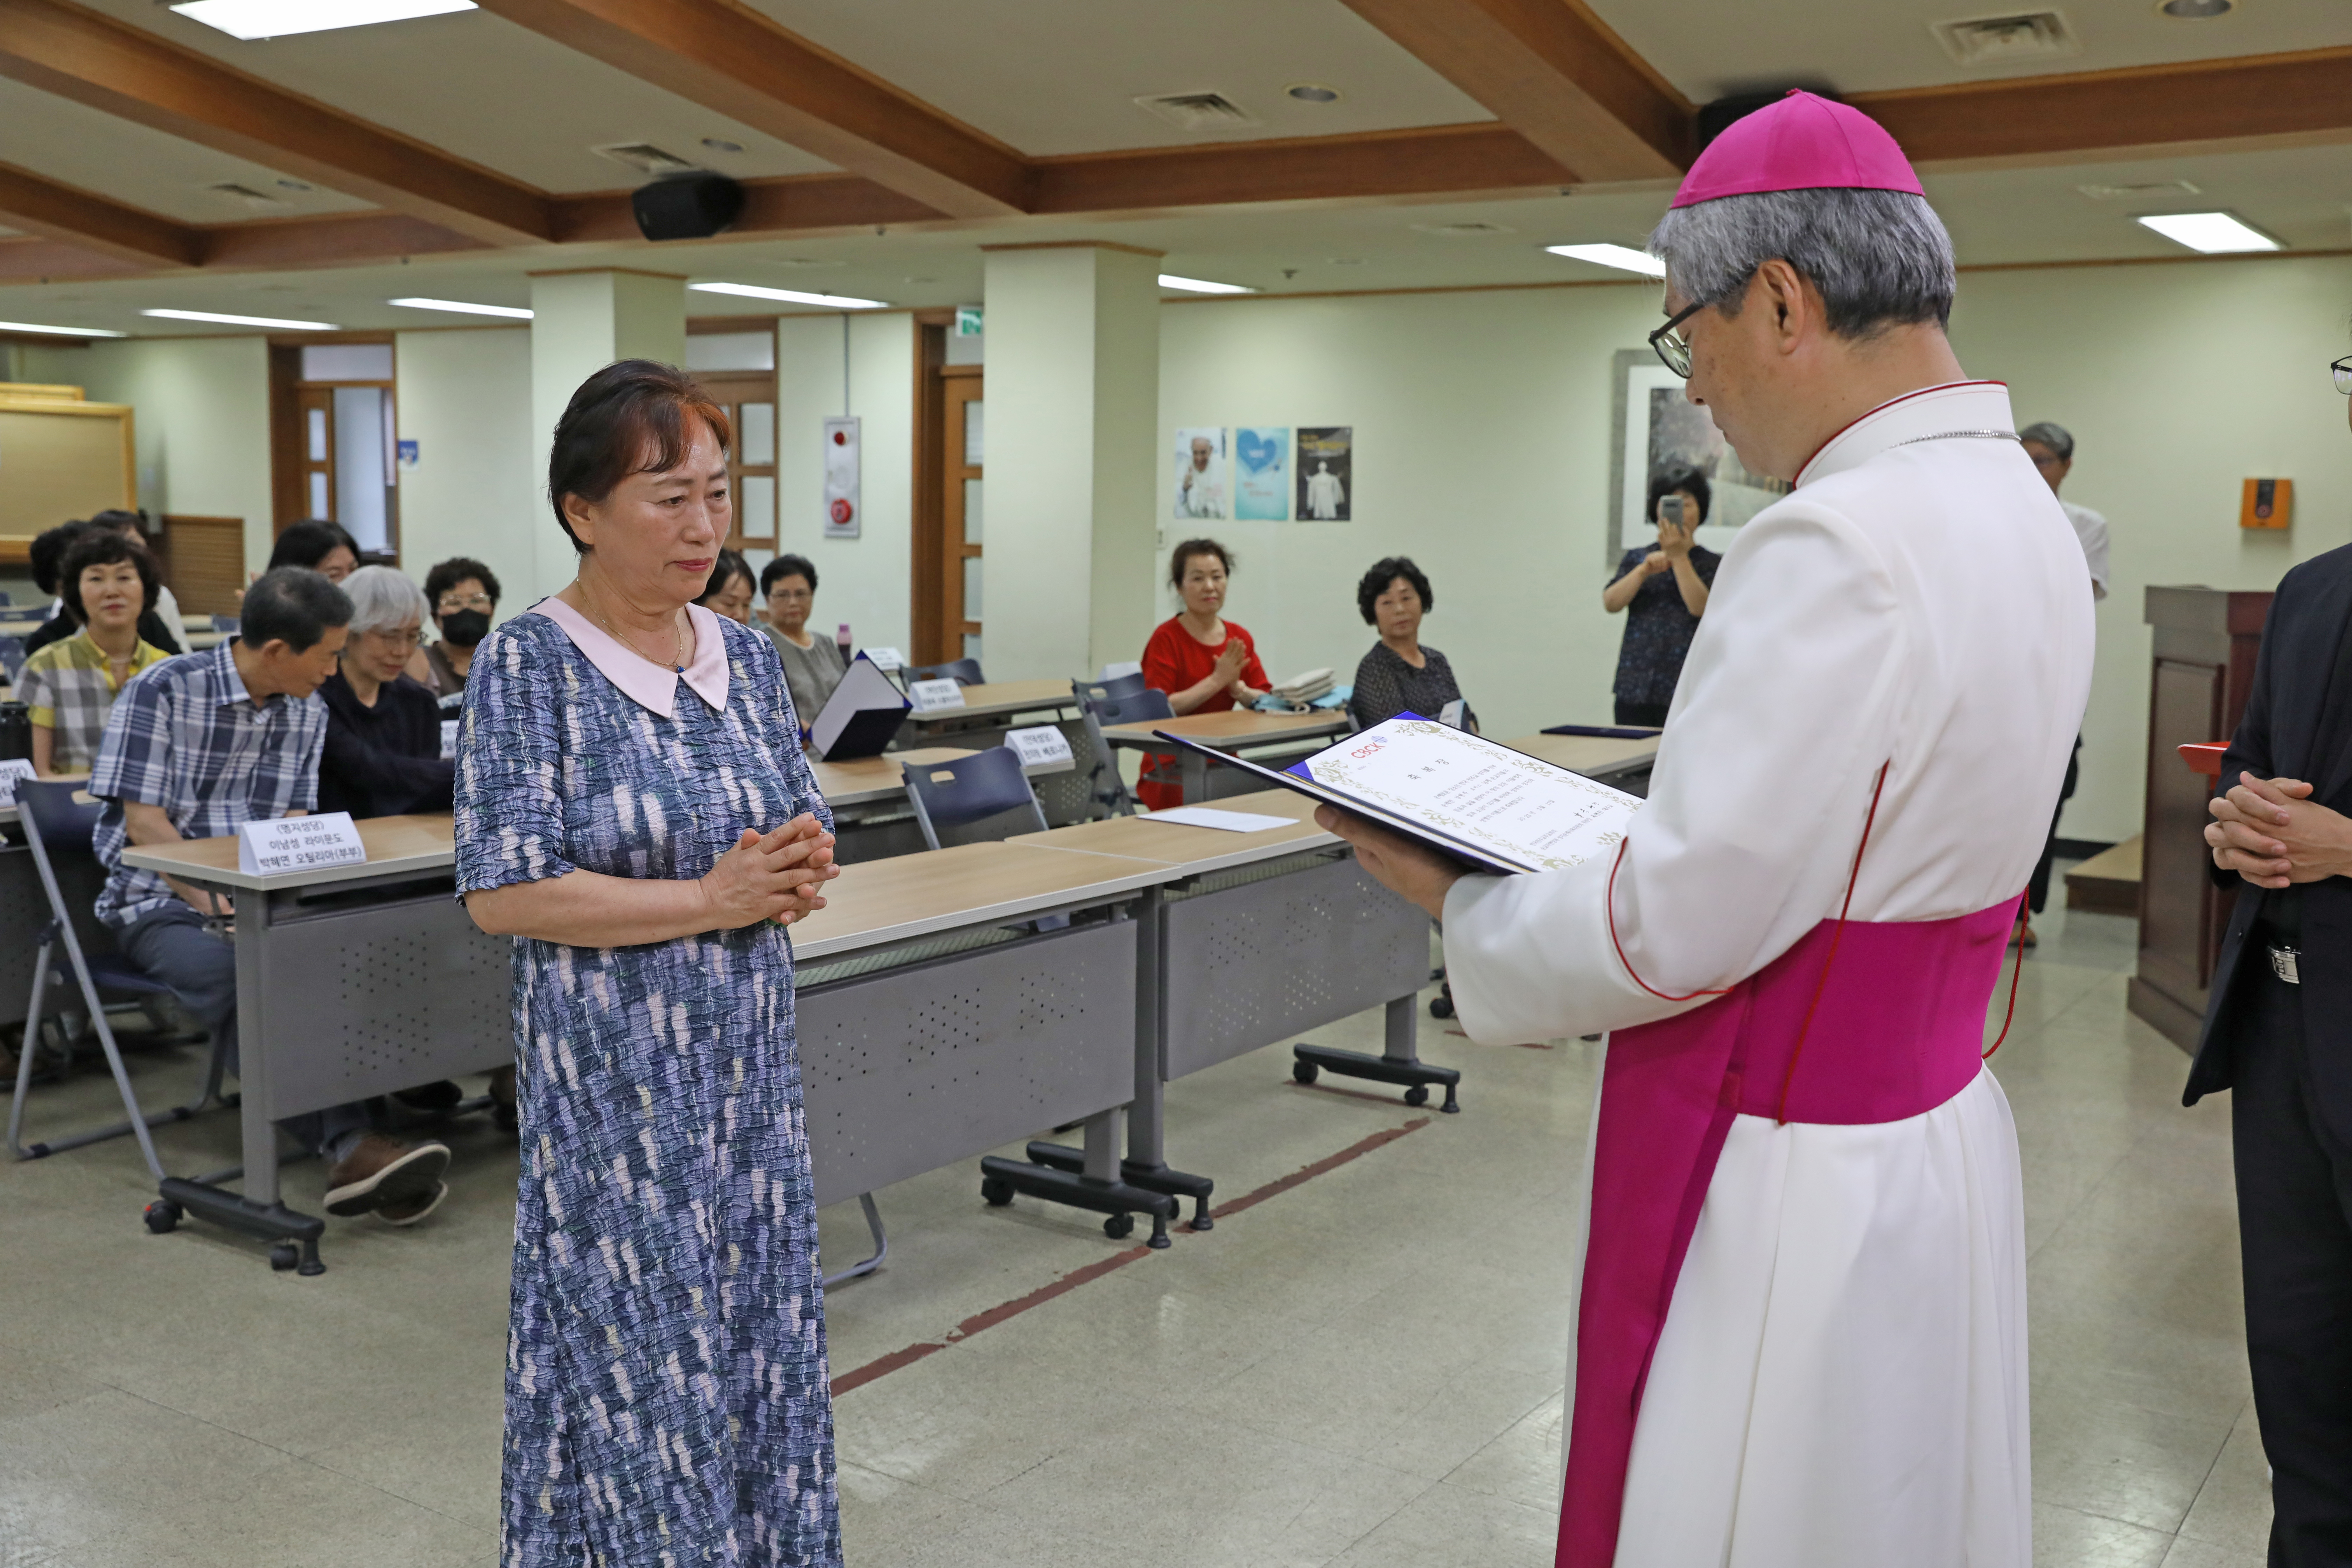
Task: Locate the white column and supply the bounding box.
[979,244,1160,682]
[527,269,686,598]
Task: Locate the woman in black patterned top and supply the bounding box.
[1603,466,1721,727]
[1350,556,1474,731]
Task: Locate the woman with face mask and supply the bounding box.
[407,557,501,699]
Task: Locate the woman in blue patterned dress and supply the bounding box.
[455,361,844,1567]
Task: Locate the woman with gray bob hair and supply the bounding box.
[338,562,433,637]
[1648,186,1957,340]
[316,564,455,820]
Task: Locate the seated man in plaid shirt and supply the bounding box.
[89,567,454,1224]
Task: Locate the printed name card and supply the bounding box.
[439,719,460,761]
[907,678,966,714]
[862,646,905,673]
[239,812,367,876]
[1003,726,1073,769]
[0,759,36,808]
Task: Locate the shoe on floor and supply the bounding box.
[393,1080,463,1111]
[376,1181,448,1227]
[324,1133,450,1217]
[489,1064,517,1134]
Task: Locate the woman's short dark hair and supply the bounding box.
[30,521,93,597]
[761,553,817,596]
[269,519,362,573]
[1645,466,1713,526]
[1356,556,1433,625]
[58,530,159,622]
[699,549,753,604]
[240,565,353,654]
[547,360,731,554]
[1169,538,1235,590]
[424,556,501,608]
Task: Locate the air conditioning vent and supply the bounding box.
[208,182,288,210]
[1930,10,2081,65]
[1134,92,1259,131]
[592,142,700,176]
[2078,179,2202,200]
[1412,220,1516,238]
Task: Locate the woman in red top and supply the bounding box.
[1138,538,1269,810]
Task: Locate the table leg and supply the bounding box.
[1181,748,1207,805]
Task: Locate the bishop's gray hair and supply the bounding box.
[1647,188,1957,338]
[339,564,431,637]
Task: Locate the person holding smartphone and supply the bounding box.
[1602,466,1721,727]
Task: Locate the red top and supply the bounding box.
[1138,615,1267,810]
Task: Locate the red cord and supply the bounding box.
[1982,893,2030,1060]
[1773,763,1891,1126]
[1606,834,1733,1002]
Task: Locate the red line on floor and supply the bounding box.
[829,1117,1432,1398]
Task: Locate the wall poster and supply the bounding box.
[1172,426,1228,520]
[1295,426,1351,521]
[1233,426,1289,520]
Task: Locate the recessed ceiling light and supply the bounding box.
[0,320,125,338]
[2135,211,2281,253]
[1544,243,1666,278]
[2156,0,2233,16]
[1286,83,1342,104]
[142,308,338,329]
[1413,221,1515,238]
[2078,179,2201,200]
[169,0,475,41]
[1157,274,1255,295]
[690,281,887,309]
[389,297,533,319]
[701,137,746,154]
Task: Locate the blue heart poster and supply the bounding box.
[1234,426,1289,520]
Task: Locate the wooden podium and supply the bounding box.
[2128,586,2271,1050]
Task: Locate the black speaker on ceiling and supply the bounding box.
[631,173,745,241]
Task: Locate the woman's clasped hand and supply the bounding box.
[700,814,840,928]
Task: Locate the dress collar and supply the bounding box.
[532,595,730,719]
[1795,380,2015,488]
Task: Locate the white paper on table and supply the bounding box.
[1140,805,1294,834]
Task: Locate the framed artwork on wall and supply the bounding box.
[1607,349,1788,566]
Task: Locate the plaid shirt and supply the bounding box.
[16,631,174,774]
[90,640,327,928]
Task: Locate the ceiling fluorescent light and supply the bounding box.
[1157,274,1255,294]
[2135,211,2281,253]
[142,308,338,330]
[1545,243,1666,278]
[389,297,533,319]
[690,282,887,309]
[170,0,475,41]
[0,321,125,338]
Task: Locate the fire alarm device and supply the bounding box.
[822,415,861,538]
[2240,478,2292,530]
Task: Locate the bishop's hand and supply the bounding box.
[1316,805,1465,920]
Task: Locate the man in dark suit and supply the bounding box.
[2190,537,2352,1566]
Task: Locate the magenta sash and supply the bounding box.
[1556,897,2021,1567]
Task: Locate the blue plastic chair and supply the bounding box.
[1075,683,1172,818]
[210,615,240,633]
[900,746,1049,852]
[906,658,984,688]
[0,636,25,684]
[6,782,227,1174]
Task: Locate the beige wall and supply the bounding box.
[394,326,540,618]
[772,312,914,658]
[25,335,274,573]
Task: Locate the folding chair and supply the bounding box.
[901,745,1050,852]
[210,615,240,633]
[0,636,25,684]
[1073,679,1170,818]
[6,782,229,1176]
[905,657,984,687]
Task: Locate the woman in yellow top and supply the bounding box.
[18,530,173,776]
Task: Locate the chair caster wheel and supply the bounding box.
[1104,1212,1134,1241]
[980,1176,1014,1207]
[142,1199,181,1234]
[1292,1060,1318,1085]
[1430,996,1455,1019]
[1404,1085,1429,1107]
[268,1242,299,1272]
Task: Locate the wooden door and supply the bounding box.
[697,370,778,551]
[296,386,335,524]
[941,368,982,664]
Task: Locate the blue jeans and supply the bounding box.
[114,904,369,1160]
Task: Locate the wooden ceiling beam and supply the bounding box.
[1854,46,2352,167]
[0,161,202,268]
[474,0,1029,219]
[1328,0,1690,182]
[0,0,554,245]
[1030,124,1574,214]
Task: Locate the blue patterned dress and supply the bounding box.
[454,608,841,1568]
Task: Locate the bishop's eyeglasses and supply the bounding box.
[2333,356,2352,395]
[1650,298,1706,379]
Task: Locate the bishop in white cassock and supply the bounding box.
[1322,93,2093,1568]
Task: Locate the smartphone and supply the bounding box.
[1660,496,1686,527]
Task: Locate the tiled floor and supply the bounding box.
[0,880,2267,1566]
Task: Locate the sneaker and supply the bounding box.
[376,1181,448,1227]
[393,1080,463,1112]
[489,1064,517,1134]
[324,1133,451,1217]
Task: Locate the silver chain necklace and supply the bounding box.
[1893,430,2025,448]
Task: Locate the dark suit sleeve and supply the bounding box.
[2208,573,2288,889]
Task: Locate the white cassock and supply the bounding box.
[1443,382,2093,1568]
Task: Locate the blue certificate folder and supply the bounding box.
[1152,713,1540,877]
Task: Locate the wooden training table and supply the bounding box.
[1095,708,1351,806]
